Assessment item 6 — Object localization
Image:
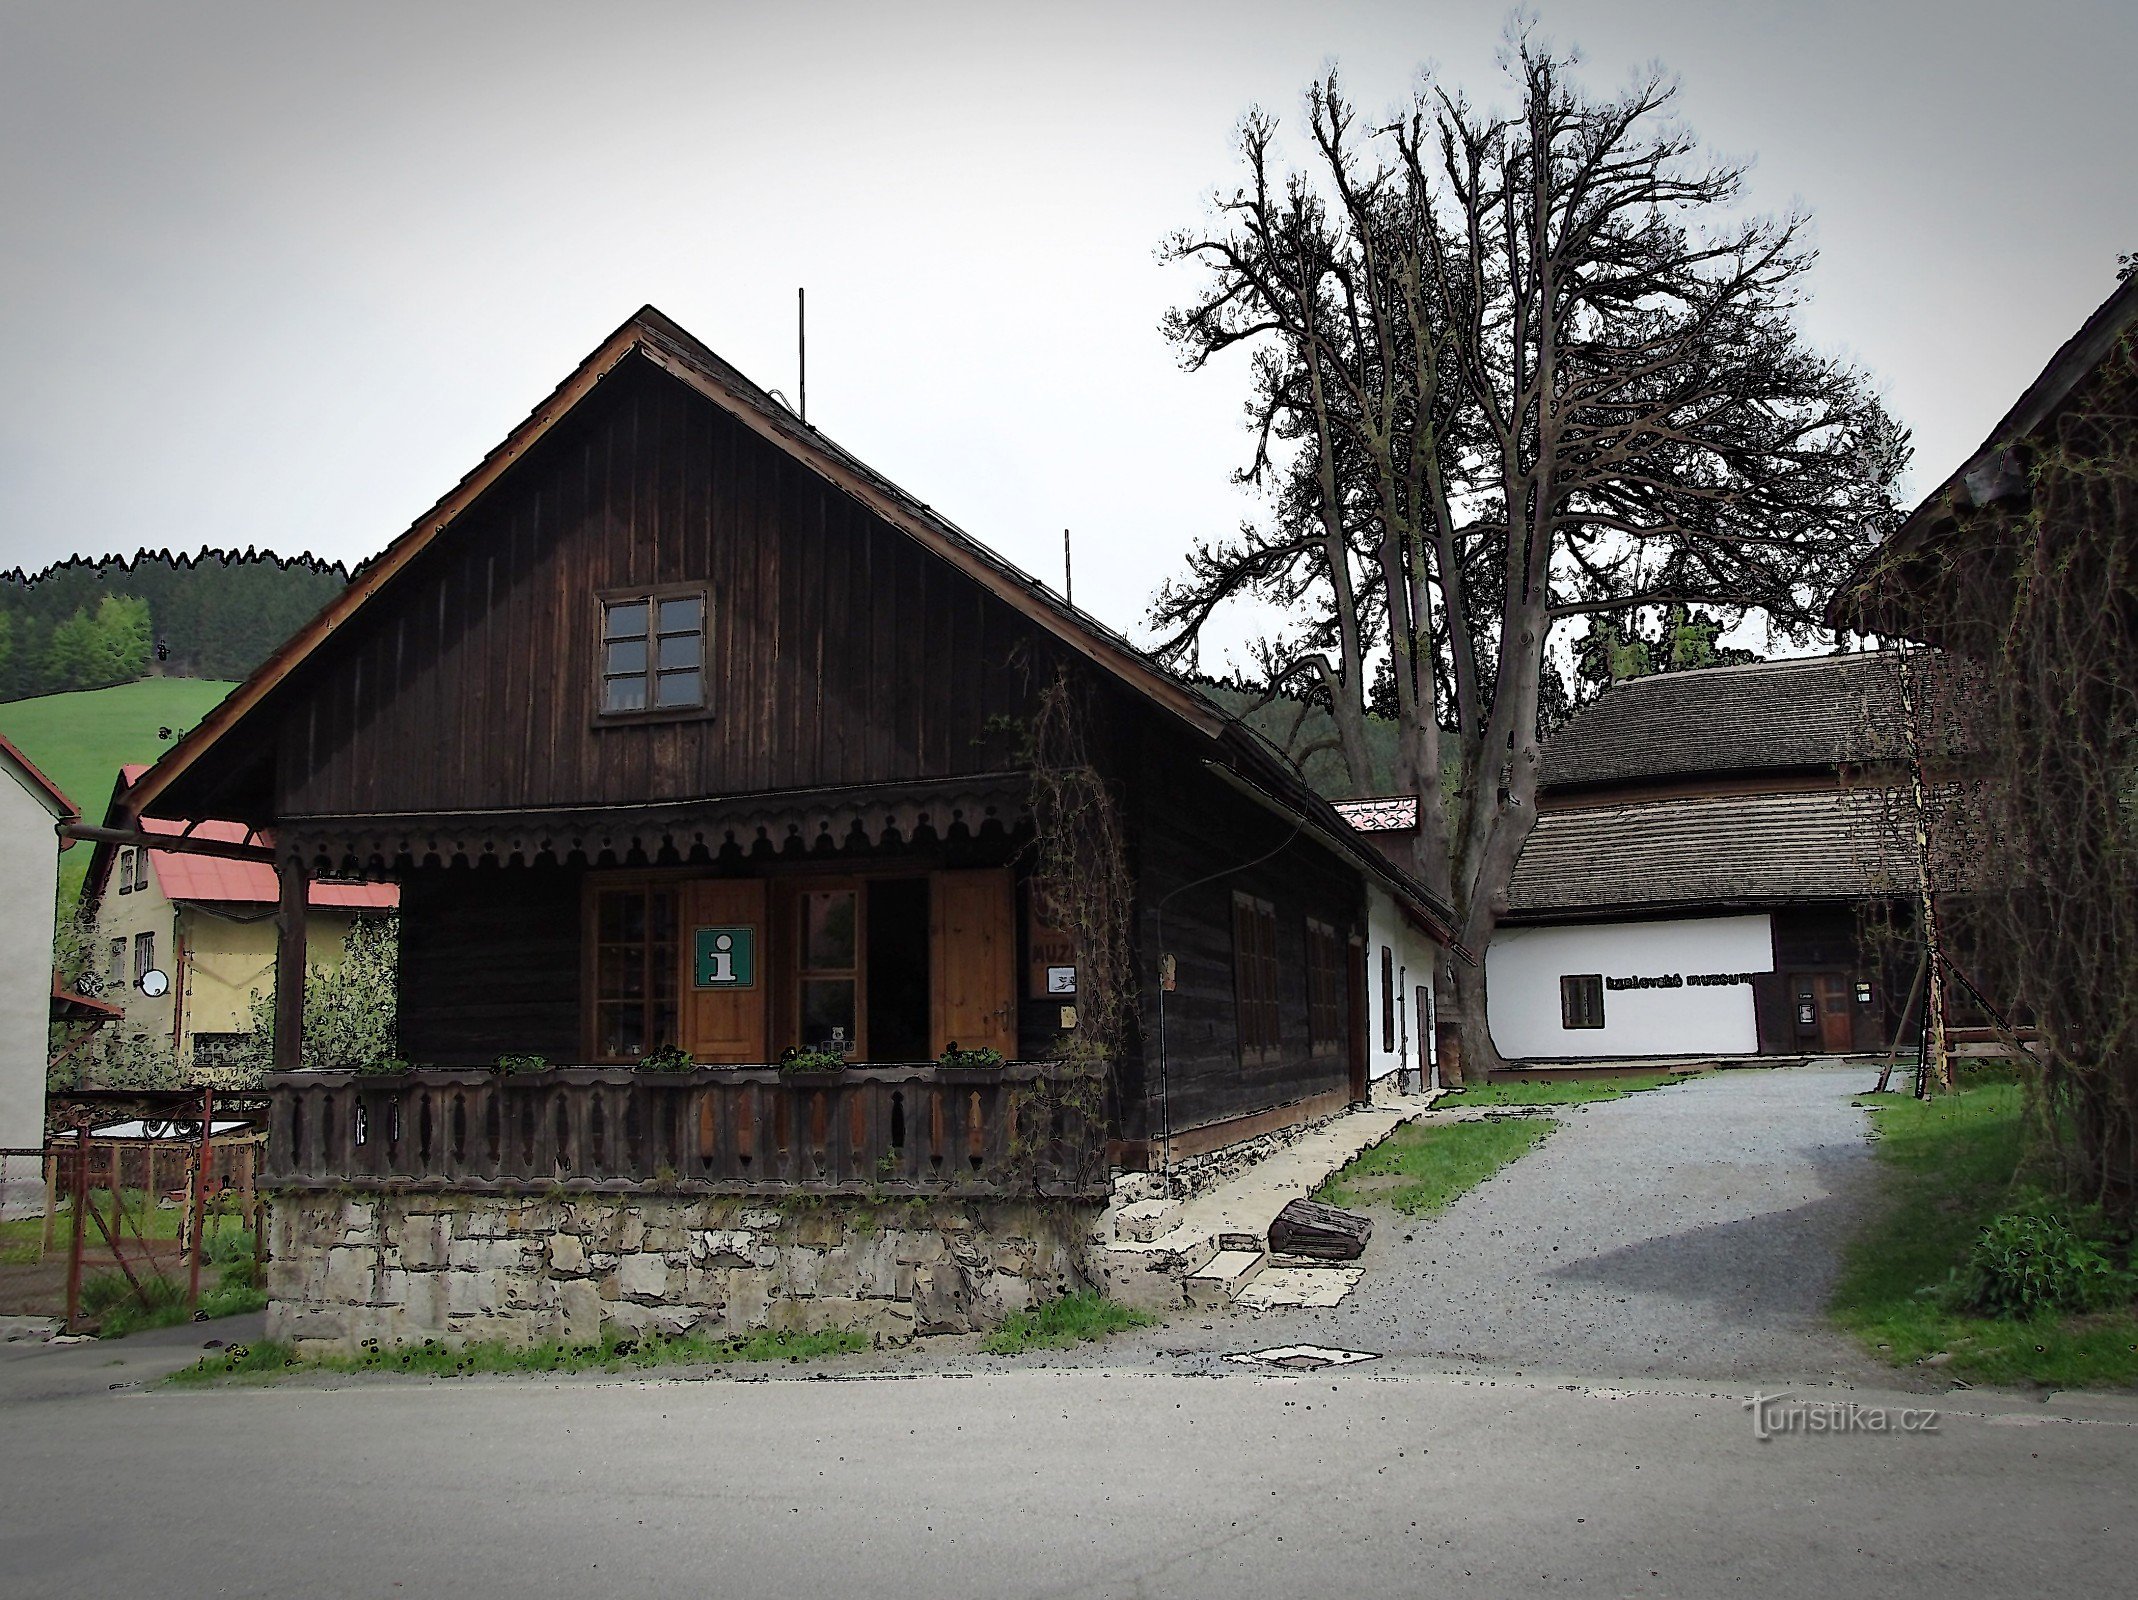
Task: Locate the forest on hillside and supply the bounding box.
[0,550,346,701]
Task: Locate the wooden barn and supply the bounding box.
[121,307,1456,1190]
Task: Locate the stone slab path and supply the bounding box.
[1115,1061,1891,1382]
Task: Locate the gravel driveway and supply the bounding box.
[1126,1062,1890,1382]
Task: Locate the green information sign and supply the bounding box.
[693,926,756,989]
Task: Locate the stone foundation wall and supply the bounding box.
[265,1192,1096,1355]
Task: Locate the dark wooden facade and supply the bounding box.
[135,311,1447,1168]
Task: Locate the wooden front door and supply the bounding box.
[683,879,767,1063]
[930,868,1016,1057]
[1814,974,1855,1053]
[1792,973,1855,1054]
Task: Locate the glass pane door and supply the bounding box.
[798,888,860,1057]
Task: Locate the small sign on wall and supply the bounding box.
[694,926,756,989]
[1045,965,1077,995]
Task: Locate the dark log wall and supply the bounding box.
[268,355,1040,818]
[398,863,583,1067]
[1122,722,1363,1141]
[1754,901,1918,1052]
[399,835,1057,1070]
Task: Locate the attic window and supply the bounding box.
[599,588,707,717]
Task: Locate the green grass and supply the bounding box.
[78,1228,267,1338]
[1443,1071,1693,1107]
[0,1198,254,1251]
[1313,1116,1551,1216]
[0,678,236,904]
[1833,1084,2138,1388]
[167,1325,870,1386]
[979,1291,1157,1354]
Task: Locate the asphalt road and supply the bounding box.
[2,1335,2135,1600]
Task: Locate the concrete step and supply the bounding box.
[1182,1247,1268,1308]
[1113,1197,1186,1243]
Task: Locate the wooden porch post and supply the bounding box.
[273,854,307,1072]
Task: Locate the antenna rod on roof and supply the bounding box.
[798,287,807,425]
[1064,528,1073,607]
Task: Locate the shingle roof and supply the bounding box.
[1539,654,1899,790]
[1506,788,1918,915]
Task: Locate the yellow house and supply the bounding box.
[83,766,397,1072]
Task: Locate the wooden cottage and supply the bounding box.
[118,308,1454,1347]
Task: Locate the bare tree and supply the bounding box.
[1157,34,1906,1077]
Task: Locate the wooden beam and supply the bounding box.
[58,823,275,863]
[273,856,307,1072]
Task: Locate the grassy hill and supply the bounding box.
[0,677,236,907]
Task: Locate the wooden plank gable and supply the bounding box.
[264,358,1042,818]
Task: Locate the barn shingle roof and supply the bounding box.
[1506,788,1914,916]
[1539,654,1898,790]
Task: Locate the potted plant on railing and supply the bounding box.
[636,1044,695,1074]
[935,1042,1005,1077]
[777,1046,848,1084]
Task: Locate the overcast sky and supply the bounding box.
[2,0,2132,667]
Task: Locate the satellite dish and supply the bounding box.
[139,969,170,998]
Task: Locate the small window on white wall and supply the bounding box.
[1560,973,1605,1029]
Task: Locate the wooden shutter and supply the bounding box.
[930,869,1016,1057]
[683,879,767,1064]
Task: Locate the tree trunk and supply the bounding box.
[1443,951,1504,1086]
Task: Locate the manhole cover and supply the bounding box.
[1226,1344,1380,1370]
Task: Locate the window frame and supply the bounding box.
[1304,918,1345,1060]
[1560,973,1606,1030]
[132,931,156,988]
[592,582,712,726]
[118,847,136,894]
[583,874,684,1062]
[794,878,866,1060]
[1231,892,1282,1067]
[1380,946,1396,1053]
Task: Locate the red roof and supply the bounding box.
[113,765,397,910]
[0,731,75,818]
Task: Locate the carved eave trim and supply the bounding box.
[282,778,1032,876]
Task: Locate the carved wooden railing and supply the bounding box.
[258,1065,1108,1199]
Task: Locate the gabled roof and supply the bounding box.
[1537,654,1900,791]
[114,307,1454,943]
[1831,275,2138,634]
[0,730,74,820]
[88,766,397,913]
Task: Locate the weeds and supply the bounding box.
[980,1292,1156,1355]
[168,1325,868,1385]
